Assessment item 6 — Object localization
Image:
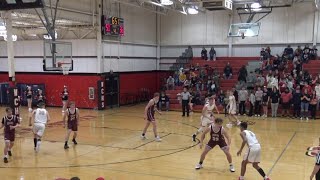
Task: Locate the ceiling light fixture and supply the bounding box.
[251,3,262,11]
[160,0,173,6]
[187,6,198,15]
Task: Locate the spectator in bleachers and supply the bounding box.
[280,87,292,117]
[212,69,220,91]
[287,76,295,92]
[246,71,257,90]
[254,86,263,117]
[208,81,217,95]
[284,45,294,61]
[238,65,248,83]
[201,47,208,60]
[315,82,320,109]
[260,48,266,61]
[179,72,186,86]
[310,91,318,120]
[295,60,303,75]
[186,46,193,59]
[262,86,269,117]
[302,82,313,95]
[310,45,318,60]
[238,87,248,115]
[256,74,265,87]
[266,46,271,58]
[266,72,274,92]
[209,47,216,61]
[184,79,191,88]
[271,75,279,90]
[181,87,191,117]
[248,91,255,117]
[166,76,175,90]
[272,55,280,70]
[295,46,303,59]
[223,62,233,79]
[236,80,247,91]
[302,45,311,63]
[159,92,170,111]
[269,87,280,118]
[292,86,302,118]
[300,88,311,120]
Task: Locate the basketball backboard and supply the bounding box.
[228,22,261,37]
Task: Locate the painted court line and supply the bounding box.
[132,133,172,149]
[267,131,297,176]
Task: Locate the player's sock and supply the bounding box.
[239,176,244,180]
[34,138,37,147]
[257,168,266,177]
[199,161,203,165]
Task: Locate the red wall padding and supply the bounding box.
[0,73,100,108]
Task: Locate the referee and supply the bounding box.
[181,87,191,117]
[310,143,320,180]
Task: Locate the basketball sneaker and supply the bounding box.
[306,117,309,121]
[140,135,147,140]
[3,157,8,163]
[229,164,235,172]
[192,134,196,142]
[195,163,203,170]
[64,144,69,149]
[72,139,78,145]
[155,137,162,142]
[8,151,12,156]
[238,177,244,180]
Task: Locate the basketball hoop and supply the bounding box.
[58,62,71,75]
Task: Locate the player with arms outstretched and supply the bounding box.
[192,97,219,142]
[195,118,235,172]
[237,122,270,180]
[141,92,162,142]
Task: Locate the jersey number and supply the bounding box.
[212,137,219,142]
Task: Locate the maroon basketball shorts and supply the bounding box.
[4,132,15,142]
[207,140,227,149]
[68,121,78,131]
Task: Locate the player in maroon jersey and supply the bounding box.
[195,118,235,172]
[141,92,162,142]
[0,107,20,163]
[63,101,79,149]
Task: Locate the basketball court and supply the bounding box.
[0,0,319,180]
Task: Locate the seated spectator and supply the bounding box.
[256,74,265,87]
[201,47,208,60]
[159,92,169,111]
[310,45,318,60]
[209,47,216,61]
[166,76,175,90]
[302,45,311,63]
[238,65,248,83]
[223,62,233,79]
[280,87,292,117]
[284,45,294,60]
[246,71,257,90]
[295,46,303,58]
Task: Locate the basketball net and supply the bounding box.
[61,64,69,75]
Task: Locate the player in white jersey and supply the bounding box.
[192,97,219,142]
[237,122,270,180]
[29,102,50,152]
[226,90,240,128]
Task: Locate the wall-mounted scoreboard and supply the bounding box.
[101,15,124,37]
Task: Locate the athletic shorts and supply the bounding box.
[68,121,78,131]
[243,144,261,163]
[4,132,15,142]
[201,116,213,127]
[207,139,228,149]
[229,106,236,115]
[33,123,46,137]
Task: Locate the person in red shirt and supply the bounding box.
[302,83,313,95]
[281,88,293,117]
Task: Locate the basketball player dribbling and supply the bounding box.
[195,118,235,172]
[29,102,50,152]
[0,108,20,163]
[237,122,270,180]
[26,86,33,112]
[63,101,79,149]
[227,90,240,128]
[61,86,69,113]
[192,97,219,142]
[141,92,162,142]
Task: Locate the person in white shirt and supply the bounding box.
[29,102,50,152]
[237,122,270,180]
[227,90,240,128]
[192,97,219,142]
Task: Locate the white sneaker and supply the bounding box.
[36,143,40,152]
[28,108,32,113]
[155,137,162,142]
[255,115,258,117]
[195,163,203,170]
[140,135,147,140]
[258,115,261,117]
[229,164,235,172]
[306,117,309,121]
[236,121,241,126]
[300,117,303,120]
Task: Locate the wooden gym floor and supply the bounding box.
[0,104,318,180]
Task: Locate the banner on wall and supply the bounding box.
[8,87,20,118]
[97,80,105,110]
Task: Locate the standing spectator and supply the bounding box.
[246,71,257,90]
[300,88,311,120]
[159,92,170,111]
[212,69,220,91]
[248,91,255,117]
[181,87,191,117]
[302,45,311,63]
[238,65,248,83]
[238,87,248,115]
[280,88,292,117]
[262,86,269,117]
[292,86,302,118]
[269,87,280,118]
[179,71,186,86]
[166,76,175,90]
[256,74,265,87]
[315,82,320,110]
[266,72,274,92]
[223,90,230,117]
[310,91,318,120]
[186,46,193,60]
[271,75,279,90]
[287,76,295,92]
[266,46,271,58]
[201,47,208,60]
[209,47,216,61]
[310,45,318,60]
[255,87,263,117]
[223,62,233,79]
[295,46,303,59]
[284,45,294,60]
[260,48,266,61]
[303,82,313,95]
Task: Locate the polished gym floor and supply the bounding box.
[0,104,317,180]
